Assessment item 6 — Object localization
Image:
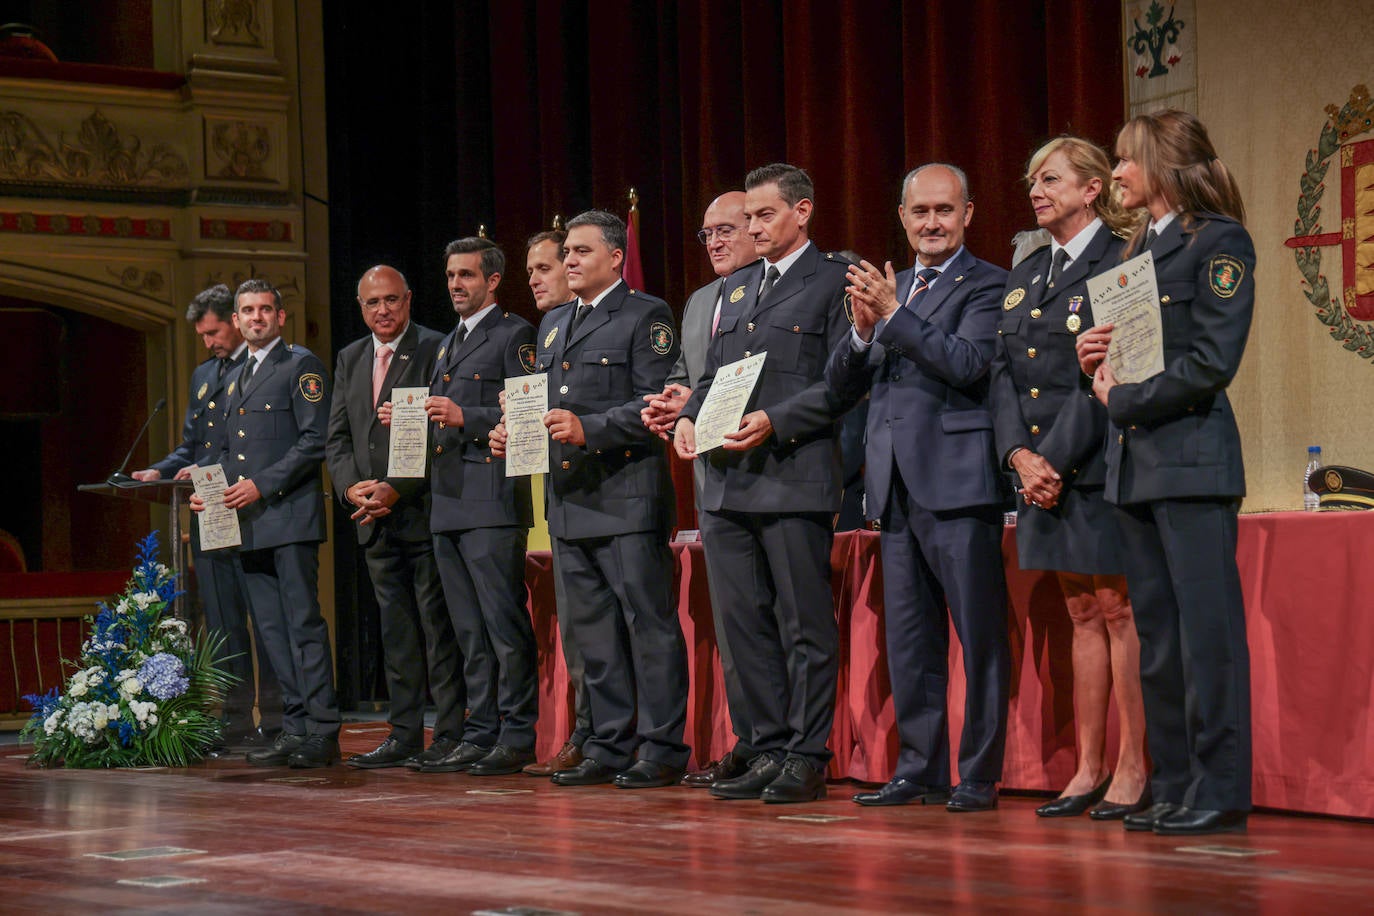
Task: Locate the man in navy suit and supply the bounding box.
[133,284,280,747]
[415,237,541,777]
[827,163,1010,812]
[325,265,464,770]
[194,279,341,768]
[675,164,857,803]
[493,210,689,789]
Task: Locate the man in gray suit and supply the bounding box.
[675,164,858,803]
[642,191,760,786]
[325,265,464,769]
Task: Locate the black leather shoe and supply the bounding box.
[853,777,951,807]
[681,750,750,788]
[710,755,783,800]
[468,744,537,776]
[287,734,340,768]
[614,759,687,789]
[1089,784,1153,821]
[1124,801,1181,832]
[236,727,276,749]
[1036,775,1112,818]
[246,732,305,767]
[346,736,421,769]
[1153,807,1249,835]
[550,757,618,786]
[947,780,998,812]
[419,740,491,773]
[761,757,827,804]
[406,736,461,770]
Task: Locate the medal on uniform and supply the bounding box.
[1066,296,1083,333]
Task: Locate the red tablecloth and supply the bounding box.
[525,511,1374,818]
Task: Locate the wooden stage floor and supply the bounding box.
[3,724,1371,914]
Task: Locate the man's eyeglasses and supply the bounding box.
[361,294,405,310]
[696,225,740,245]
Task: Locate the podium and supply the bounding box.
[76,478,194,618]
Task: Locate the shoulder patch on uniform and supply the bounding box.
[1004,288,1026,310]
[650,321,674,355]
[518,343,537,374]
[843,292,856,326]
[197,382,208,400]
[299,372,324,402]
[1209,255,1244,298]
[729,284,746,304]
[544,327,558,348]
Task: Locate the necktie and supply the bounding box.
[218,358,229,381]
[1047,248,1069,287]
[904,267,941,310]
[1144,227,1158,249]
[569,301,592,339]
[455,323,468,346]
[711,278,726,337]
[758,265,781,302]
[372,344,392,407]
[240,355,257,392]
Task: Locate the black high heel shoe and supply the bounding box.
[1035,775,1112,818]
[1089,782,1153,821]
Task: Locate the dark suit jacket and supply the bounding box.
[681,244,856,514]
[1104,213,1255,504]
[151,352,244,476]
[991,223,1125,488]
[325,321,444,546]
[533,281,678,539]
[218,340,330,550]
[429,307,536,532]
[826,246,1008,515]
[667,277,727,501]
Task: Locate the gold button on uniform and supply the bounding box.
[562,361,570,370]
[561,460,571,470]
[1030,424,1040,434]
[623,450,632,458]
[1118,433,1125,444]
[1027,347,1037,358]
[559,385,569,395]
[1030,308,1042,319]
[485,456,492,464]
[1030,388,1040,398]
[434,446,443,455]
[208,400,216,409]
[744,350,751,358]
[443,374,451,382]
[473,373,481,380]
[747,322,756,332]
[237,430,245,438]
[239,408,246,415]
[236,453,245,461]
[601,357,609,365]
[207,420,214,428]
[792,325,800,333]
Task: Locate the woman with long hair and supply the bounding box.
[1076,110,1255,836]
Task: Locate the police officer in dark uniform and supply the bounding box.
[494,209,689,788]
[1077,110,1256,835]
[990,137,1149,819]
[676,164,858,804]
[195,278,341,769]
[416,237,540,776]
[133,283,281,746]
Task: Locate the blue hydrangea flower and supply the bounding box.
[137,653,189,701]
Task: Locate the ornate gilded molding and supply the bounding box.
[206,0,264,48]
[0,109,189,188]
[208,119,271,180]
[106,265,166,295]
[0,211,171,239]
[200,216,292,242]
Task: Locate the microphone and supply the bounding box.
[107,397,167,486]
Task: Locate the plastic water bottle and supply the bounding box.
[1303,445,1322,512]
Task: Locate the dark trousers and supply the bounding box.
[549,548,592,746]
[195,546,281,732]
[1114,498,1252,811]
[434,526,538,750]
[699,508,836,767]
[239,542,340,737]
[363,527,464,746]
[880,470,1009,786]
[555,531,688,769]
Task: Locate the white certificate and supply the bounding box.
[693,352,767,453]
[190,464,241,551]
[386,387,429,478]
[504,373,550,477]
[1086,251,1165,384]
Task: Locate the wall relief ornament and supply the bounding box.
[106,265,166,295]
[0,110,189,187]
[206,264,300,306]
[206,0,264,48]
[1286,84,1374,361]
[208,120,271,180]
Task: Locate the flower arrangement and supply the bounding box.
[21,531,236,767]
